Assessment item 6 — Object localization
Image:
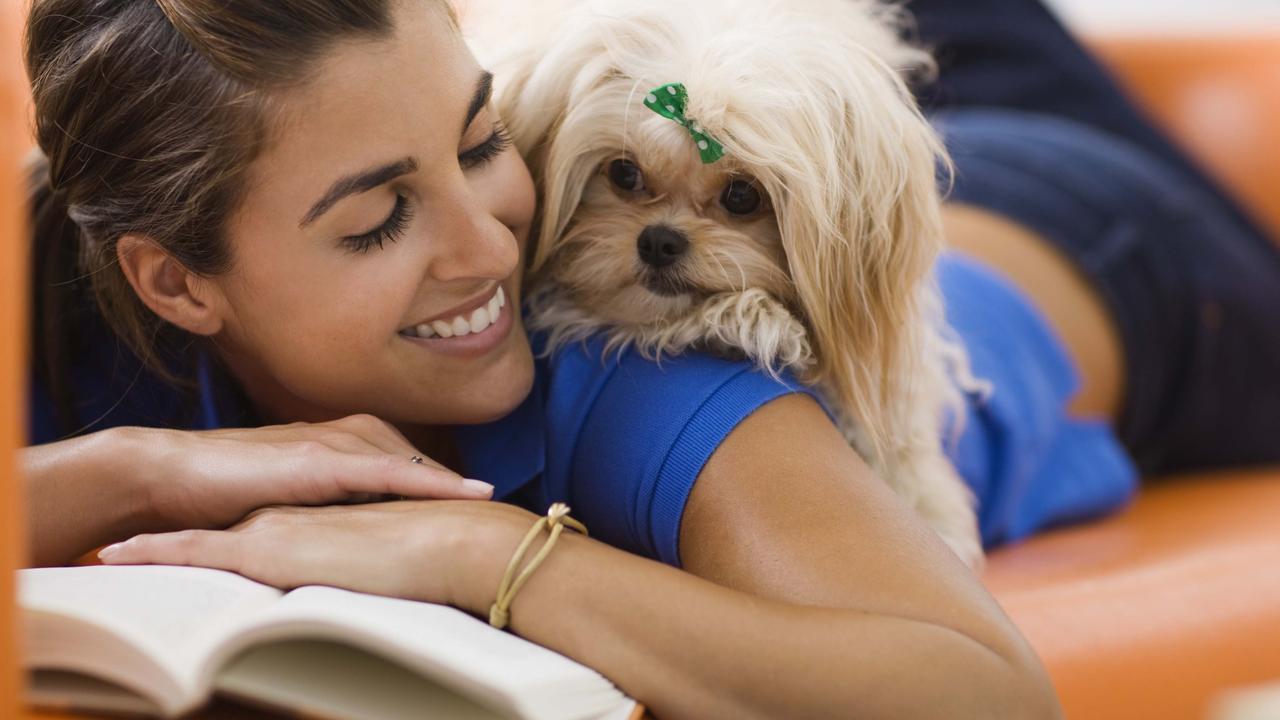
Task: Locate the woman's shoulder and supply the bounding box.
[533,331,824,447]
[28,301,245,445]
[532,331,828,566]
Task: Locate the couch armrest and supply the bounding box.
[985,470,1280,720]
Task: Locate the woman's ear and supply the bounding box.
[115,235,226,337]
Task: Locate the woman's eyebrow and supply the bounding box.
[298,72,491,229]
[300,157,419,228]
[463,71,495,134]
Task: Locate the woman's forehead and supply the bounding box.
[243,1,479,210]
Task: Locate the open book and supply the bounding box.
[18,565,640,720]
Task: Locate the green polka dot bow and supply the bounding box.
[643,83,726,164]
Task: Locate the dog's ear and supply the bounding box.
[491,19,622,276]
[743,27,948,465]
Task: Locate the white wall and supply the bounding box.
[1042,0,1280,34]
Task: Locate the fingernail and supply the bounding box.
[98,542,126,561]
[463,479,495,496]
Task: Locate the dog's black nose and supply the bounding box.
[637,225,688,268]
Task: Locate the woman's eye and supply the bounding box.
[720,179,762,216]
[459,123,513,169]
[608,159,645,192]
[342,194,413,254]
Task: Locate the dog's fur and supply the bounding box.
[486,0,987,568]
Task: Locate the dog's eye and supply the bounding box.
[720,179,762,216]
[608,159,646,192]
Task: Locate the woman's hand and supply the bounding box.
[132,414,496,533]
[22,414,494,567]
[97,499,537,613]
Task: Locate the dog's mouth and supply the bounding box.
[640,270,698,298]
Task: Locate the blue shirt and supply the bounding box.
[456,341,819,566]
[27,254,1138,561]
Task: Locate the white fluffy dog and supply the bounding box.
[482,0,987,569]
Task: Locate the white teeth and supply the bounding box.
[408,286,505,341]
[470,306,491,333]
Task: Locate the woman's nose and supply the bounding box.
[425,190,519,282]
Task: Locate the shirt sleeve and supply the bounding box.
[546,340,824,568]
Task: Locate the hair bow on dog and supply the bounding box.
[643,83,726,164]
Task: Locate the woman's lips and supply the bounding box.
[401,286,506,338]
[397,285,514,356]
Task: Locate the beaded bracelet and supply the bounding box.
[489,502,588,629]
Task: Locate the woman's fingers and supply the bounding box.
[325,414,424,458]
[98,529,246,572]
[96,503,466,601]
[142,417,490,532]
[96,523,296,590]
[286,447,494,502]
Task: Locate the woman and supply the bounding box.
[22,1,1061,716]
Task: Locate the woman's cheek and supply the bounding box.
[495,151,537,247]
[256,261,407,369]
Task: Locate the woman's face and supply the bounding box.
[211,2,537,426]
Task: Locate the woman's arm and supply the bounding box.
[458,394,1060,719]
[23,415,494,567]
[22,428,156,567]
[102,397,1060,718]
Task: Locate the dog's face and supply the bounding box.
[550,134,793,327]
[495,0,951,455]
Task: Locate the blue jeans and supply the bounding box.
[933,109,1280,475]
[912,0,1280,475]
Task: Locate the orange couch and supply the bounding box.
[4,23,1280,720]
[2,0,30,717]
[982,35,1280,720]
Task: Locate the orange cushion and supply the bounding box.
[1089,35,1280,242]
[985,470,1280,720]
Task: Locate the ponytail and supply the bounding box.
[27,151,87,435]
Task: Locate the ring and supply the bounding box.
[410,455,425,464]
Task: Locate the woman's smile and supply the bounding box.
[397,281,514,358]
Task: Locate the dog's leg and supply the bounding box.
[695,290,813,375]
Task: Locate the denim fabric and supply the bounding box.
[908,0,1272,248]
[910,0,1280,474]
[934,108,1280,474]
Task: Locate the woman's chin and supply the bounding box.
[414,345,535,426]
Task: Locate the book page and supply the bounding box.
[19,565,283,712]
[216,639,504,720]
[209,585,633,720]
[216,640,641,720]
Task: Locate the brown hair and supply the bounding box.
[25,0,402,434]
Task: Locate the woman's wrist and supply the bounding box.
[22,426,159,566]
[102,426,175,533]
[444,504,543,617]
[71,427,162,539]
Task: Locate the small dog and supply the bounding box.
[487,0,987,568]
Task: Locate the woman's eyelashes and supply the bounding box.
[342,194,412,254]
[458,122,512,169]
[340,123,510,254]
